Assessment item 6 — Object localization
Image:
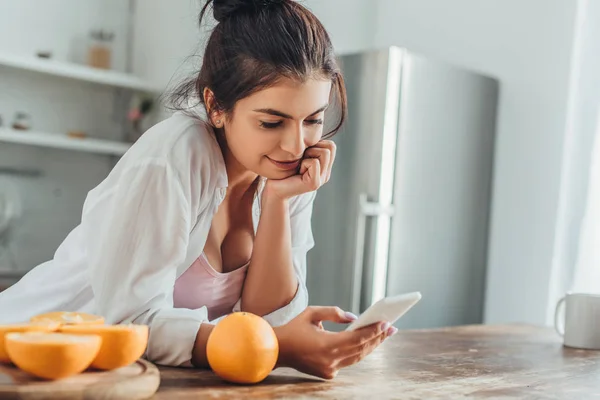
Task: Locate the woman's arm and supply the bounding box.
[191,323,214,367]
[240,140,335,318]
[241,188,299,316]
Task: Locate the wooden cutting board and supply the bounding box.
[0,359,160,399]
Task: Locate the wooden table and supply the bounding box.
[154,325,600,399]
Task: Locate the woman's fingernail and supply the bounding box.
[380,322,391,332]
[387,326,398,337]
[344,312,358,321]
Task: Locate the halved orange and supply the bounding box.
[60,324,149,370]
[0,322,60,363]
[5,332,101,380]
[30,311,105,325]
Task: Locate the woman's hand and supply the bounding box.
[274,306,396,379]
[266,140,336,200]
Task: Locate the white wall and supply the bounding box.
[132,0,202,91]
[301,0,377,55]
[373,0,579,325]
[132,0,376,91]
[0,0,131,274]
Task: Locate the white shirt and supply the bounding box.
[0,111,315,367]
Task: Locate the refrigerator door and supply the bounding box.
[385,51,499,329]
[306,48,401,317]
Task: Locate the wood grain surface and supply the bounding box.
[154,324,600,399]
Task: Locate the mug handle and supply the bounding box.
[554,296,566,337]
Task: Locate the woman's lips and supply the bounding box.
[267,157,301,171]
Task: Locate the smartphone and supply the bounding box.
[345,291,422,331]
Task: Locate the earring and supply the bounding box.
[215,120,222,128]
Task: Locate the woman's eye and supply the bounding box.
[260,121,283,129]
[305,119,324,126]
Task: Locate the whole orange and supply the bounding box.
[206,312,279,384]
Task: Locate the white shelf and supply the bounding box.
[0,52,161,93]
[0,128,131,156]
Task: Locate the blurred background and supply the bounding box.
[0,0,598,330]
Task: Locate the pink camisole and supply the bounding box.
[173,253,248,321]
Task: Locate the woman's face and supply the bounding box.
[218,77,332,180]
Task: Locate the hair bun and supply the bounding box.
[212,0,286,23]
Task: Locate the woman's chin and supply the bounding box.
[261,168,298,180]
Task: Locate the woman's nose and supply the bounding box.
[280,124,305,157]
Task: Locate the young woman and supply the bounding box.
[0,0,396,379]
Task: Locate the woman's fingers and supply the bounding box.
[300,158,321,191]
[335,332,388,368]
[339,322,390,349]
[318,140,336,181]
[303,148,329,184]
[304,140,335,183]
[305,306,358,325]
[325,322,390,358]
[312,323,390,377]
[311,140,336,164]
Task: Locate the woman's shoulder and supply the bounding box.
[131,111,220,160]
[117,111,227,187]
[82,111,225,216]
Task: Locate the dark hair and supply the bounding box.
[170,0,347,138]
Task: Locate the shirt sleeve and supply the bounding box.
[85,161,207,367]
[231,191,316,326]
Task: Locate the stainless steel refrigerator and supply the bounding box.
[307,46,498,330]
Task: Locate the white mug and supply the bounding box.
[554,292,600,350]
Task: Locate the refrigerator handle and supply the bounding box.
[351,193,394,315]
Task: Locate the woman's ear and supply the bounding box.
[203,87,225,128]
